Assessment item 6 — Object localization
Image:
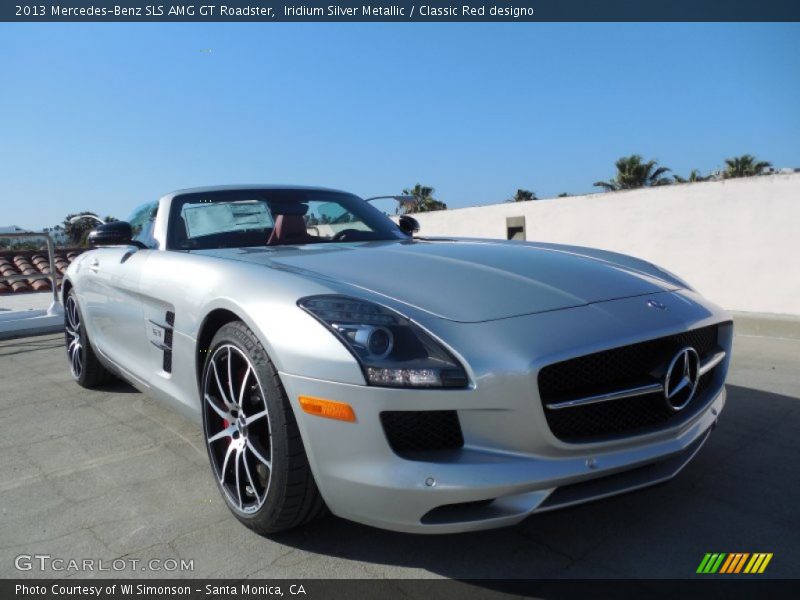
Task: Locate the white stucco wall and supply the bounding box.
[406,173,800,316]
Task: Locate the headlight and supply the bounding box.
[298,295,469,388]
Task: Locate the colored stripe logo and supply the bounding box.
[697,552,773,574]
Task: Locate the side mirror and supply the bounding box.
[87,221,134,247]
[398,215,420,236]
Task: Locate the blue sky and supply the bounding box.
[1,23,798,229]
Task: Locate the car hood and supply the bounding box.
[197,239,680,322]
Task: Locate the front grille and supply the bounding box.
[381,410,464,455]
[538,324,725,442]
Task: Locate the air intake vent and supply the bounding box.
[162,310,175,373]
[162,350,173,373]
[380,410,464,456]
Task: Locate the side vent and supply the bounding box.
[162,311,174,373]
[147,310,175,374]
[162,348,173,373]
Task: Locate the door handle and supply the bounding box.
[89,258,100,272]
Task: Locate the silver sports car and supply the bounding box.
[63,185,731,534]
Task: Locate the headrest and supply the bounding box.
[270,201,309,217]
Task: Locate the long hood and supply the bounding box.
[197,240,680,322]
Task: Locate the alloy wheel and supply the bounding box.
[202,344,272,514]
[65,295,83,379]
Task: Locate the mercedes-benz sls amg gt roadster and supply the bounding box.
[62,186,731,534]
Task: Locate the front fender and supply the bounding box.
[195,293,365,386]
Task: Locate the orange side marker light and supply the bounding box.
[299,396,356,422]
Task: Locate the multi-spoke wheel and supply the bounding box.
[201,321,326,533]
[203,344,272,514]
[63,289,114,388]
[65,293,83,379]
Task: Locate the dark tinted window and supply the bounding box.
[167,189,406,250]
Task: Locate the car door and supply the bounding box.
[80,245,149,378]
[80,202,160,383]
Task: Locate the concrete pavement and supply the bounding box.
[0,332,798,579]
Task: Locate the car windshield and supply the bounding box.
[168,189,407,250]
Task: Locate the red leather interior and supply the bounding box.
[267,214,314,245]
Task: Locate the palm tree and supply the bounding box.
[63,212,101,246]
[509,189,537,202]
[593,155,672,191]
[399,184,447,214]
[511,189,538,202]
[61,212,118,246]
[723,155,771,179]
[673,169,710,184]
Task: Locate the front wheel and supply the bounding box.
[64,289,114,388]
[201,321,326,534]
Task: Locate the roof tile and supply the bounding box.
[0,248,85,295]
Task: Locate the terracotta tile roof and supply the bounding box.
[0,248,86,295]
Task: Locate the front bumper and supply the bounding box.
[278,291,731,533]
[280,375,724,534]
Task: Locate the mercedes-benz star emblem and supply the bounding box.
[664,346,700,412]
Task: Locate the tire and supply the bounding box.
[201,321,327,534]
[64,289,115,388]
